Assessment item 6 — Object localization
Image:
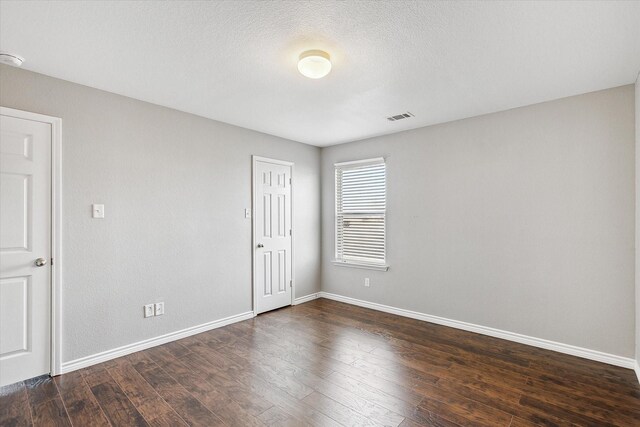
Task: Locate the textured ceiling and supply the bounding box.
[1,1,639,146]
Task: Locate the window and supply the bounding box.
[334,158,388,270]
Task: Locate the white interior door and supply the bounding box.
[0,114,52,387]
[254,158,293,314]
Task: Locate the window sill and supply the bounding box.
[332,260,389,272]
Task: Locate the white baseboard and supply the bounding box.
[318,292,635,370]
[60,311,255,374]
[59,293,637,376]
[294,292,320,305]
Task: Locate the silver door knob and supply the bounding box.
[257,244,264,248]
[35,258,48,267]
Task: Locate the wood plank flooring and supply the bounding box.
[2,298,639,426]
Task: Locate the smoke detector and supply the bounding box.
[0,52,25,67]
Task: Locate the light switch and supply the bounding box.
[92,204,105,219]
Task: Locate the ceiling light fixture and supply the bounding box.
[0,51,24,67]
[298,50,331,79]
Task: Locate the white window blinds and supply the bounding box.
[335,158,386,266]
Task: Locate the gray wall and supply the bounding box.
[1,64,635,363]
[635,73,640,364]
[322,85,636,358]
[0,65,321,362]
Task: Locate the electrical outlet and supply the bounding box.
[144,304,155,318]
[364,278,370,287]
[154,302,165,316]
[92,204,105,219]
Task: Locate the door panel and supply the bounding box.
[254,159,292,314]
[0,277,30,357]
[0,173,31,251]
[0,115,51,387]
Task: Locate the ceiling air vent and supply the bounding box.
[387,112,414,122]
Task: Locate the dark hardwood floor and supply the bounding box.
[2,298,639,426]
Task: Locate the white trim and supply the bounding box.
[291,162,296,309]
[252,156,295,316]
[253,155,294,167]
[332,260,389,271]
[318,292,635,369]
[293,293,319,305]
[60,311,254,374]
[635,360,640,385]
[334,157,384,167]
[0,107,63,377]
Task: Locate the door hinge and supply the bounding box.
[290,280,292,288]
[289,178,292,184]
[51,258,54,266]
[289,229,292,236]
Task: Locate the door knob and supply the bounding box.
[257,243,264,248]
[35,258,48,267]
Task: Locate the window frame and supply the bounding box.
[333,157,389,271]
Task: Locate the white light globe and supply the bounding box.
[298,50,331,79]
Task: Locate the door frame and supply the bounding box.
[1,107,62,377]
[251,155,295,316]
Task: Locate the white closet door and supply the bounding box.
[254,159,292,314]
[0,114,51,386]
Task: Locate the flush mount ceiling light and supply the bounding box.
[298,50,331,79]
[0,51,24,67]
